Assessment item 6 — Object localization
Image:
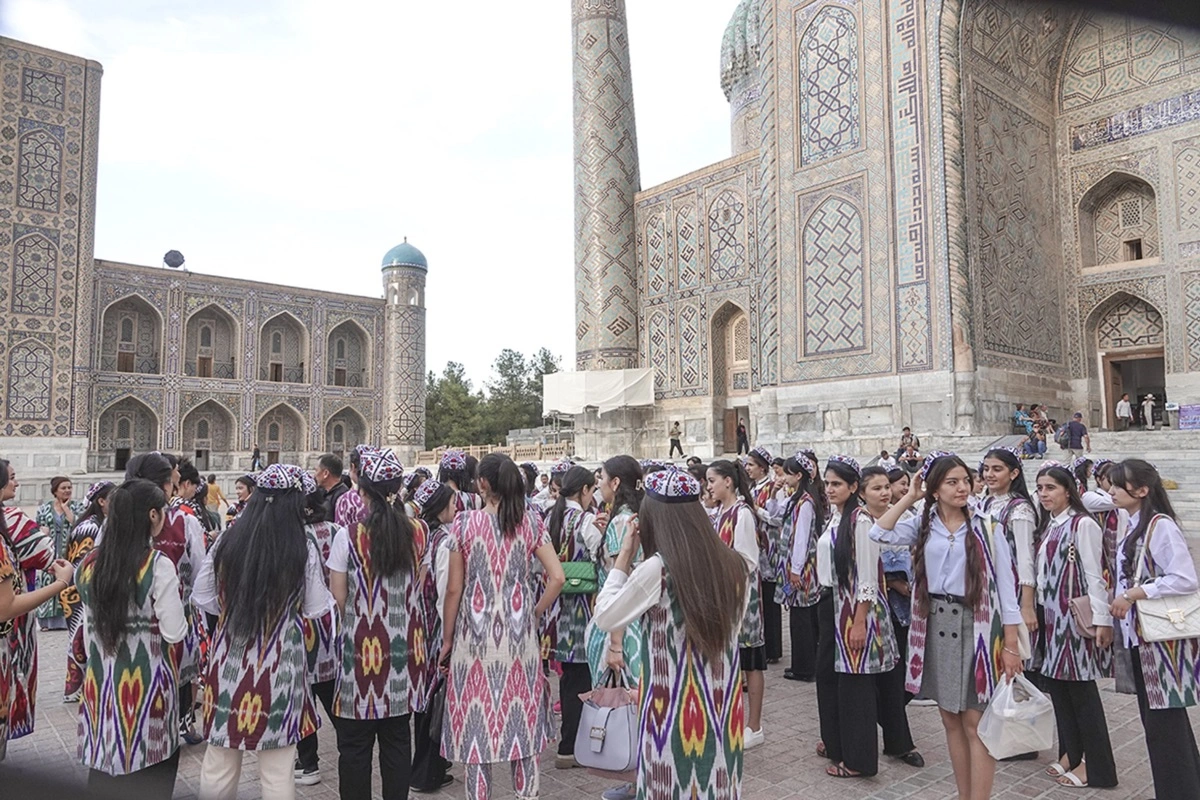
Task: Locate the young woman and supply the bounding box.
[411,479,457,794]
[594,467,748,800]
[77,479,188,799]
[745,447,784,664]
[1082,459,1124,594]
[176,459,215,537]
[1072,457,1093,494]
[1032,464,1116,789]
[706,459,765,749]
[775,452,824,683]
[545,465,603,769]
[336,448,369,530]
[293,473,341,788]
[871,452,1022,800]
[194,463,332,800]
[329,448,425,800]
[225,474,255,525]
[63,480,114,702]
[979,448,1039,663]
[35,476,85,629]
[440,453,565,800]
[439,449,480,514]
[205,474,226,532]
[404,467,432,518]
[0,458,54,745]
[0,459,72,761]
[1108,459,1200,800]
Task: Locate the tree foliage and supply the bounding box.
[425,349,561,446]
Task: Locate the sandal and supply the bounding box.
[1045,763,1067,777]
[1057,773,1088,788]
[826,763,863,779]
[815,742,828,759]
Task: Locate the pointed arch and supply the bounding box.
[185,303,239,379]
[1078,171,1159,267]
[11,232,57,315]
[16,127,62,211]
[326,319,371,387]
[181,400,236,454]
[97,396,159,454]
[7,339,52,419]
[325,406,367,456]
[257,402,306,459]
[259,311,308,383]
[100,294,163,374]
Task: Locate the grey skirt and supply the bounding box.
[922,598,986,714]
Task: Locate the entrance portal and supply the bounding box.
[1104,353,1165,429]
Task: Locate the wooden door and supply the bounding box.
[198,356,213,378]
[1105,357,1123,430]
[723,409,738,455]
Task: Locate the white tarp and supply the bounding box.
[542,369,655,416]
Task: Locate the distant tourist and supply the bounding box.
[1014,404,1033,434]
[877,450,898,470]
[898,445,922,473]
[894,427,920,459]
[34,476,84,631]
[1142,394,1157,430]
[314,453,347,522]
[737,419,750,455]
[250,444,263,471]
[204,475,226,532]
[1115,393,1133,431]
[1066,412,1091,460]
[668,421,684,458]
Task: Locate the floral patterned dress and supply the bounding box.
[34,499,85,621]
[585,506,643,684]
[775,494,820,608]
[4,505,52,740]
[77,549,180,775]
[64,516,102,699]
[0,535,22,760]
[443,510,552,764]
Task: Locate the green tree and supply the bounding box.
[425,362,485,446]
[527,347,560,404]
[483,349,534,442]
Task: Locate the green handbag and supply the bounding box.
[561,560,599,595]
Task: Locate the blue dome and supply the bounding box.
[381,239,427,271]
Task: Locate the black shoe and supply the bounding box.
[893,750,925,768]
[783,669,814,682]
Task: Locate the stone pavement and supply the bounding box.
[6,629,1192,799]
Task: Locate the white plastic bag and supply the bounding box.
[977,674,1055,760]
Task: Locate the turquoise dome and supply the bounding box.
[381,239,427,271]
[720,0,760,100]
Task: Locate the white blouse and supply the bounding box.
[724,504,759,573]
[594,554,751,632]
[984,493,1037,588]
[788,498,816,574]
[195,537,333,621]
[870,509,1021,624]
[816,509,841,589]
[1116,512,1200,647]
[1037,510,1112,627]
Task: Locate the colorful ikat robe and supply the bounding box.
[1038,513,1111,681]
[714,502,764,649]
[34,499,85,619]
[0,535,22,760]
[831,509,898,675]
[413,523,453,714]
[585,506,644,684]
[775,494,821,608]
[550,507,595,663]
[4,505,52,740]
[302,521,340,685]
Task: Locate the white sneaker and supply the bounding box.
[910,698,937,706]
[295,766,321,785]
[744,727,765,749]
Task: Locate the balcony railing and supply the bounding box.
[415,441,573,467]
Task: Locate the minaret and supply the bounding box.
[381,239,427,460]
[573,0,641,370]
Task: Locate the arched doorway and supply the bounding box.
[326,407,367,458]
[711,301,750,453]
[257,404,306,465]
[181,400,236,470]
[1089,294,1165,429]
[97,397,159,470]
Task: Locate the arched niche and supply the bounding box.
[100,295,163,374]
[181,400,236,471]
[326,320,370,387]
[259,312,308,383]
[326,406,367,458]
[257,403,306,464]
[97,397,159,470]
[1079,172,1159,268]
[185,304,238,379]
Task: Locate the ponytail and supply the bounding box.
[358,474,415,577]
[548,466,596,551]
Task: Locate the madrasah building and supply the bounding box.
[571,0,1200,456]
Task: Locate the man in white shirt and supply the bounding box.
[877,450,898,470]
[1115,393,1132,431]
[1141,394,1156,430]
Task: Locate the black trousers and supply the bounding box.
[411,710,451,791]
[669,438,683,457]
[1041,677,1117,788]
[789,604,818,679]
[737,436,749,455]
[816,594,882,775]
[87,748,180,800]
[296,679,336,770]
[336,714,412,800]
[815,594,838,756]
[761,581,783,661]
[876,627,915,756]
[558,662,593,756]
[1132,646,1200,800]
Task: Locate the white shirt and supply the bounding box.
[594,554,751,632]
[564,499,603,555]
[1115,512,1200,646]
[194,536,332,620]
[789,497,816,574]
[1116,399,1132,419]
[1037,510,1112,627]
[81,553,189,646]
[816,509,840,589]
[722,504,759,572]
[870,508,1022,624]
[878,456,898,470]
[984,493,1037,588]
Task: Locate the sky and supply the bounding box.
[1,0,736,387]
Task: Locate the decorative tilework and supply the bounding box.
[11,232,56,315]
[1060,14,1200,111]
[675,204,699,290]
[1186,276,1200,370]
[1176,146,1200,230]
[1070,88,1200,152]
[21,68,65,109]
[1088,178,1158,266]
[646,212,668,296]
[708,189,748,281]
[1095,297,1163,349]
[647,309,669,392]
[1077,277,1170,377]
[964,0,1074,107]
[16,120,63,211]
[181,400,235,453]
[326,406,367,453]
[799,6,860,165]
[678,303,701,389]
[7,339,51,419]
[1182,241,1200,258]
[802,196,865,354]
[755,0,779,388]
[96,396,159,453]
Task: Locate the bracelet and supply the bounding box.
[1003,646,1021,658]
[608,647,622,653]
[1122,591,1133,603]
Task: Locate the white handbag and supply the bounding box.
[1134,516,1200,643]
[574,670,639,774]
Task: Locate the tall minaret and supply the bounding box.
[381,239,427,460]
[573,0,641,370]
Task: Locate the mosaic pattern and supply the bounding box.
[326,320,370,388]
[802,196,865,354]
[647,309,669,392]
[1186,277,1200,370]
[1090,179,1158,266]
[384,267,426,448]
[678,303,700,389]
[326,407,366,453]
[708,189,748,281]
[1060,13,1200,111]
[258,404,304,453]
[1176,146,1200,230]
[99,297,162,374]
[675,205,699,290]
[1070,88,1200,152]
[1096,298,1163,350]
[1077,277,1170,378]
[20,68,65,109]
[646,212,668,296]
[97,397,158,453]
[7,340,51,419]
[965,0,1074,105]
[755,0,779,388]
[181,400,234,453]
[15,121,62,211]
[799,6,860,165]
[11,232,56,315]
[258,313,306,383]
[184,306,237,379]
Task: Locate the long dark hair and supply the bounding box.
[548,466,596,551]
[1033,465,1089,542]
[1073,458,1093,493]
[358,473,416,578]
[825,461,862,591]
[1114,459,1178,582]
[638,494,747,661]
[88,480,166,654]
[0,458,11,544]
[708,459,756,509]
[438,460,471,493]
[783,454,825,540]
[912,455,985,611]
[478,453,527,538]
[520,462,539,497]
[419,482,454,531]
[124,452,174,493]
[304,490,328,524]
[212,486,309,643]
[602,455,643,515]
[983,448,1032,506]
[78,483,115,528]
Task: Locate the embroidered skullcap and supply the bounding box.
[749,446,772,465]
[640,459,671,474]
[520,461,538,475]
[440,449,467,471]
[550,458,574,476]
[919,450,955,481]
[1070,456,1092,474]
[1038,459,1067,473]
[644,467,702,504]
[413,479,444,510]
[826,454,861,478]
[256,463,305,493]
[85,481,114,505]
[360,447,404,484]
[298,469,318,496]
[979,446,1023,475]
[1091,458,1113,478]
[791,451,816,479]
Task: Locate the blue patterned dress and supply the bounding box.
[585,506,644,684]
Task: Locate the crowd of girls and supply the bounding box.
[1,443,1199,800]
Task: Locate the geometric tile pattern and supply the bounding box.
[326,320,370,388]
[1095,297,1163,349]
[1187,276,1200,370]
[258,403,305,453]
[1090,179,1158,266]
[964,0,1074,105]
[708,189,748,281]
[646,212,668,296]
[21,68,65,109]
[96,396,158,453]
[678,303,700,389]
[180,400,234,453]
[675,205,699,290]
[99,297,162,374]
[16,123,62,211]
[259,313,307,383]
[799,6,860,165]
[1176,147,1200,230]
[802,196,865,354]
[6,339,52,419]
[647,309,669,391]
[755,0,779,387]
[11,232,56,315]
[184,305,238,379]
[1060,13,1200,111]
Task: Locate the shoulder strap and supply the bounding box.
[1134,514,1167,583]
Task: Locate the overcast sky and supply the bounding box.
[2,0,736,386]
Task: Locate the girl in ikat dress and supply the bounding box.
[63,480,115,702]
[871,453,1022,800]
[77,479,187,799]
[705,459,765,749]
[979,448,1039,644]
[194,464,333,800]
[33,475,84,630]
[1107,459,1200,800]
[745,447,784,663]
[1031,465,1117,789]
[439,454,565,800]
[594,467,748,800]
[439,449,481,515]
[776,452,825,682]
[1081,459,1124,595]
[328,446,426,800]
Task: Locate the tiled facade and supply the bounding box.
[576,0,1200,457]
[0,38,426,477]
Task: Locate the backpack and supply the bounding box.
[1054,424,1069,448]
